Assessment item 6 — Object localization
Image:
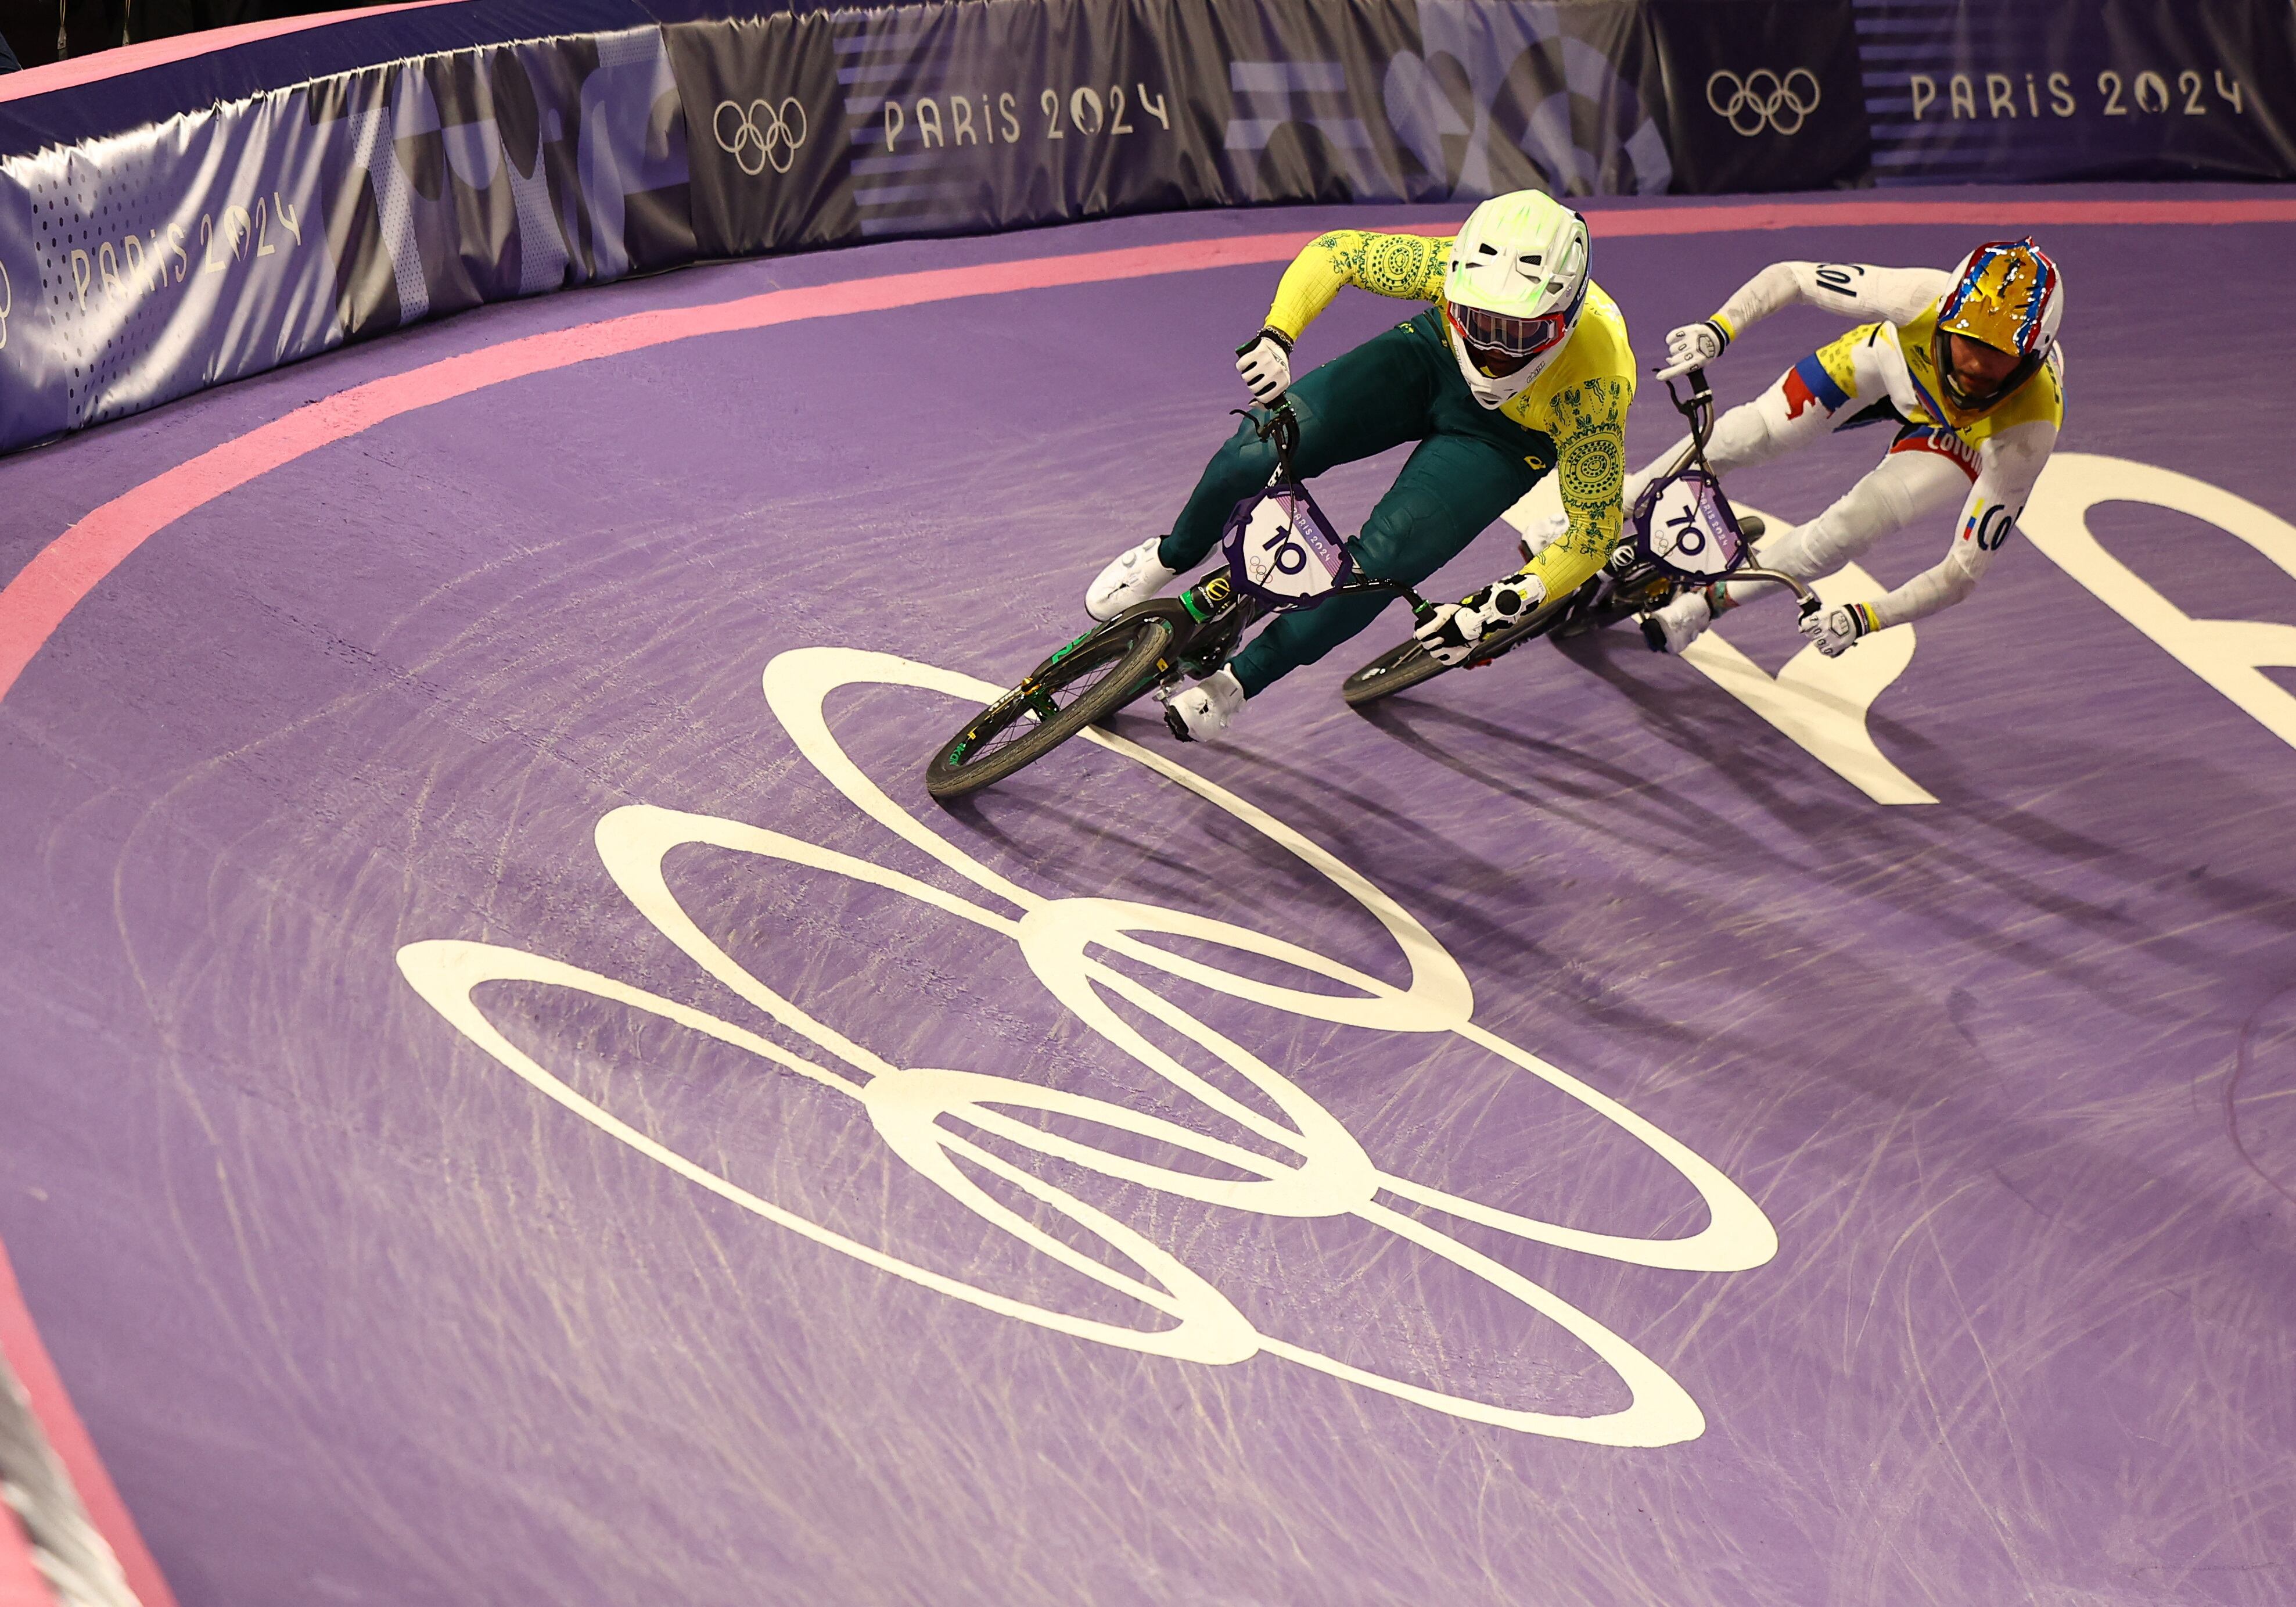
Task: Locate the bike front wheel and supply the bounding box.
[925,615,1176,801]
[1339,598,1567,709]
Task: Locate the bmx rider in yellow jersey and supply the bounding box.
[1621,239,2065,657]
[1081,190,1636,740]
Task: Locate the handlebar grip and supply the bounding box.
[1797,591,1824,620]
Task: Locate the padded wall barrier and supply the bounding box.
[0,0,2288,451]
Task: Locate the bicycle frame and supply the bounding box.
[1623,367,1817,613]
[1152,400,1431,670]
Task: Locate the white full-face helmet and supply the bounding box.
[1442,190,1592,410]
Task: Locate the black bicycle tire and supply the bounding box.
[1339,604,1561,709]
[925,616,1175,800]
[1339,637,1450,707]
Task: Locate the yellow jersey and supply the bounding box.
[1265,229,1635,600]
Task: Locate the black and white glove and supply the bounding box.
[1653,318,1731,382]
[1799,600,1877,658]
[1414,571,1548,667]
[1234,327,1293,405]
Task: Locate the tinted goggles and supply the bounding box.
[1447,303,1573,377]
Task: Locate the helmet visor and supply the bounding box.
[1447,303,1572,378]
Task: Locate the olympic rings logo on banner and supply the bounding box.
[1706,70,1822,138]
[713,98,808,177]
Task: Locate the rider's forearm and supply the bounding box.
[1263,231,1452,343]
[1521,377,1629,601]
[1868,440,2042,629]
[1864,555,1980,630]
[1707,263,1805,342]
[1711,262,1954,340]
[1520,519,1614,602]
[1863,426,2047,629]
[1864,426,2048,629]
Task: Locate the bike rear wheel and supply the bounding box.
[925,616,1175,800]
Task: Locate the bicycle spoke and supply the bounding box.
[942,629,1155,772]
[1047,652,1127,707]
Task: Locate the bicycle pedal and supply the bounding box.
[1163,704,1194,742]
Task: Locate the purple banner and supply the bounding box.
[0,0,1683,454]
[1850,0,2296,184]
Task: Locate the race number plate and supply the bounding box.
[1222,483,1352,605]
[1631,469,1745,579]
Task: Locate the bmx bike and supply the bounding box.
[1338,367,1817,708]
[923,401,1429,801]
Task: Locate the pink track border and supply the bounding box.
[0,2,462,104]
[0,192,2293,1601]
[0,1242,174,1607]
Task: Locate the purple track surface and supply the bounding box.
[3,191,2294,1607]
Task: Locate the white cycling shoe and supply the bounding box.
[1085,536,1180,622]
[1516,510,1568,566]
[1162,666,1246,742]
[1643,589,1713,655]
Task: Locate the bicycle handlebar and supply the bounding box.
[1666,367,1719,474]
[1346,575,1435,618]
[1237,397,1303,480]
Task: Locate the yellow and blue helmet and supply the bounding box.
[1933,238,2063,416]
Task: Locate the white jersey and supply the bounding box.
[1688,261,2067,630]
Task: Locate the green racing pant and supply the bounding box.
[1155,309,1556,699]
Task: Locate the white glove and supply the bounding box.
[1799,601,1875,658]
[1653,318,1730,382]
[1414,571,1548,667]
[1234,327,1293,405]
